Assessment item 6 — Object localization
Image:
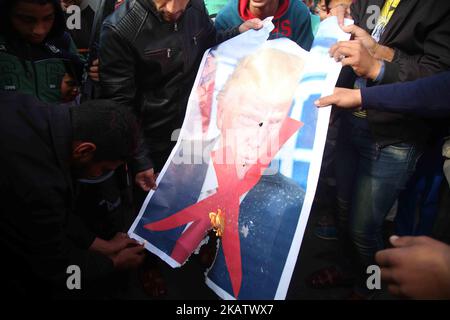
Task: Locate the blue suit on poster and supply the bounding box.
[207,172,304,299]
[132,138,305,299]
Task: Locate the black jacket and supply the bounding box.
[0,92,114,298]
[98,0,239,170]
[337,0,450,146]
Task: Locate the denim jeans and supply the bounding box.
[335,114,422,289]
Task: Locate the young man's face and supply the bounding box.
[60,73,80,103]
[249,0,277,10]
[153,0,190,22]
[70,141,125,179]
[11,1,55,44]
[73,158,124,179]
[316,0,330,21]
[317,0,352,21]
[81,160,124,179]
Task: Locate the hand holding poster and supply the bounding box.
[129,17,352,300]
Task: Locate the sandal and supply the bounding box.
[306,266,354,289]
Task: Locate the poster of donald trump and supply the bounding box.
[129,16,351,300]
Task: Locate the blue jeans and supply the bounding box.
[335,114,422,289]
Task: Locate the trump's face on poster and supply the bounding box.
[216,48,304,178]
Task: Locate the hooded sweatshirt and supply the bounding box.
[0,0,80,103]
[215,0,313,50]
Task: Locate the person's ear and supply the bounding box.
[72,142,96,163]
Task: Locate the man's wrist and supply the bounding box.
[369,42,380,56]
[90,237,112,255]
[372,45,395,62]
[372,60,385,82]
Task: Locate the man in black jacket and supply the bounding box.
[97,0,263,297]
[98,0,263,191]
[0,92,146,298]
[313,0,450,298]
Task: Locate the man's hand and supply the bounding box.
[238,18,263,33]
[330,3,351,27]
[330,40,382,80]
[375,236,450,299]
[107,232,139,255]
[89,233,139,257]
[341,24,395,61]
[88,58,99,82]
[342,24,377,52]
[111,243,146,270]
[315,88,362,109]
[135,168,157,192]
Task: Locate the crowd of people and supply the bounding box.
[0,0,449,300]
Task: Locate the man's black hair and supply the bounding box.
[69,100,139,162]
[0,0,66,40]
[63,53,84,85]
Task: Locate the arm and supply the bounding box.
[205,2,261,45]
[212,17,261,45]
[315,72,450,117]
[97,24,137,107]
[380,15,450,85]
[98,24,154,182]
[200,1,240,45]
[362,71,450,116]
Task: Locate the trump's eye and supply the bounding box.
[238,115,258,126]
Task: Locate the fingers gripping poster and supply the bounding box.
[129,17,352,300]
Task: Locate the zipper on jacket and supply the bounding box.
[167,48,172,58]
[31,61,40,100]
[192,28,206,46]
[21,43,32,79]
[174,22,178,32]
[25,43,40,100]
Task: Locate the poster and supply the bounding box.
[129,17,352,300]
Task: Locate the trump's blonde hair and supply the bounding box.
[217,47,305,121]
